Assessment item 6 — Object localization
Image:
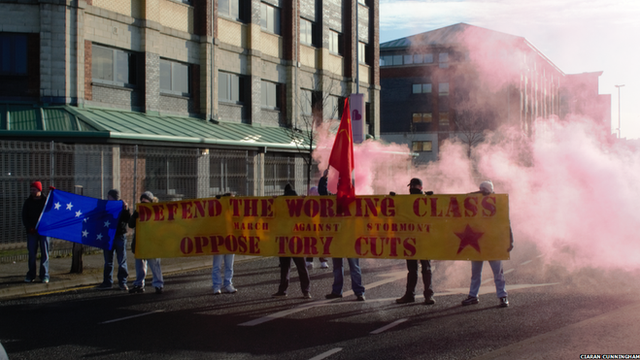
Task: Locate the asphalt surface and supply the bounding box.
[1,252,640,359]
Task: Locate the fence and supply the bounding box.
[0,140,315,246]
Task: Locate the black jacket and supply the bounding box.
[22,195,47,231]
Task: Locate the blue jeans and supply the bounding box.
[26,233,50,281]
[331,258,365,296]
[469,260,507,298]
[133,258,163,288]
[212,254,235,289]
[103,235,128,286]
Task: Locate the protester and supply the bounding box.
[212,193,237,295]
[396,178,435,305]
[461,181,513,308]
[129,191,164,294]
[273,184,311,299]
[320,169,366,301]
[97,189,130,291]
[22,181,50,283]
[305,185,329,269]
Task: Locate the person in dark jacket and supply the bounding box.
[22,181,50,283]
[97,189,131,291]
[320,169,366,301]
[273,184,312,299]
[396,178,435,305]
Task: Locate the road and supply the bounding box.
[1,251,639,360]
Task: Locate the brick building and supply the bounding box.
[379,23,609,163]
[0,0,380,244]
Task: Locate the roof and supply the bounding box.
[380,23,524,50]
[0,104,310,151]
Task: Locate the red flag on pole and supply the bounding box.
[328,98,355,213]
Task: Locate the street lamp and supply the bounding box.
[615,84,625,138]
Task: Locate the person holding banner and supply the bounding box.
[22,181,50,283]
[129,191,164,294]
[97,189,131,291]
[212,193,238,295]
[461,181,513,308]
[319,170,366,302]
[396,178,435,305]
[273,184,312,299]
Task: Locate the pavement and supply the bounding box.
[0,251,260,300]
[2,253,640,358]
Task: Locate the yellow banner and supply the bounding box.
[134,194,511,261]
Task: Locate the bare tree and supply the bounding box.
[288,77,345,192]
[453,107,492,158]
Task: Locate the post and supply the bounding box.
[615,84,625,138]
[70,185,84,273]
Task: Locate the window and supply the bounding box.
[439,83,449,96]
[301,89,314,116]
[219,0,239,19]
[160,59,189,95]
[412,113,432,123]
[260,2,281,35]
[412,83,432,94]
[261,80,280,109]
[325,95,341,120]
[329,30,341,55]
[219,71,245,103]
[439,52,449,68]
[300,18,318,46]
[0,34,27,75]
[413,54,423,64]
[92,44,137,86]
[439,112,450,127]
[358,42,367,64]
[424,54,434,63]
[412,141,432,152]
[404,55,413,65]
[392,55,403,66]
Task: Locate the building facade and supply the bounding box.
[0,0,380,244]
[379,23,609,163]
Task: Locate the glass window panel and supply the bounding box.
[260,3,267,29]
[404,55,413,65]
[393,55,403,65]
[160,60,171,90]
[230,0,239,18]
[92,46,113,81]
[412,113,422,123]
[230,73,239,101]
[115,50,128,83]
[219,72,229,101]
[14,36,27,74]
[423,83,432,93]
[174,62,189,93]
[273,6,281,35]
[412,142,421,152]
[424,54,434,63]
[219,0,229,16]
[439,82,449,95]
[423,113,433,123]
[439,112,449,126]
[439,52,449,62]
[412,84,421,94]
[423,141,432,151]
[413,54,423,64]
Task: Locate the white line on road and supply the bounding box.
[99,310,165,324]
[370,318,408,335]
[309,348,343,360]
[520,260,532,265]
[238,271,407,326]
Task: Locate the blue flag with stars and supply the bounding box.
[36,189,124,250]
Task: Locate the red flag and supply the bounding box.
[329,98,355,213]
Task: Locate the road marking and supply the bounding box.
[520,260,532,265]
[309,348,342,360]
[238,271,406,326]
[370,318,408,334]
[99,310,165,324]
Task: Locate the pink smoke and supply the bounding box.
[313,116,640,272]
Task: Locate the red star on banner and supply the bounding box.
[455,224,484,254]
